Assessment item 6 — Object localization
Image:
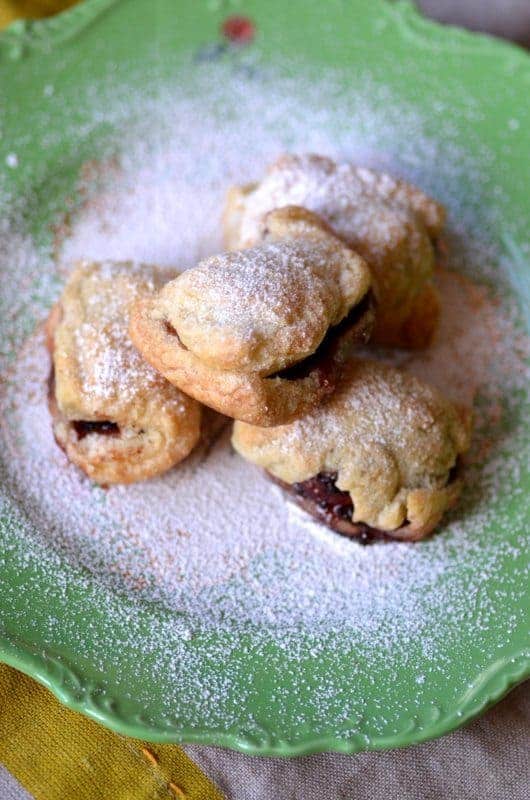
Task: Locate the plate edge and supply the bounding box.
[0,0,529,71]
[0,0,121,61]
[0,634,528,755]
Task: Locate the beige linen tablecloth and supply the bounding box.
[1,683,527,799]
[185,683,530,798]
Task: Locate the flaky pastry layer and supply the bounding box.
[47,261,201,484]
[232,358,472,538]
[130,207,373,425]
[223,154,445,348]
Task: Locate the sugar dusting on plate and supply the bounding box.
[2,261,525,615]
[0,65,529,732]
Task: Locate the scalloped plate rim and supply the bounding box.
[1,0,530,66]
[1,636,529,755]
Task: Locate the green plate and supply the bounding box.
[0,0,529,756]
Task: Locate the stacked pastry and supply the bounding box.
[47,154,472,542]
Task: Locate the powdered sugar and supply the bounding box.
[1,203,527,624]
[234,154,443,258]
[0,62,528,734]
[64,262,168,404]
[160,237,365,373]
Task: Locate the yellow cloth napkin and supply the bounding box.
[0,663,224,800]
[0,4,223,796]
[0,0,76,26]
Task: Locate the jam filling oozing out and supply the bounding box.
[270,292,373,382]
[72,420,120,440]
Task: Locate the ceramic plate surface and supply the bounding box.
[0,0,529,755]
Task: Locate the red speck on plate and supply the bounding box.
[221,15,255,44]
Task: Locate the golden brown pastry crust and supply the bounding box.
[130,207,373,426]
[47,261,201,485]
[232,358,472,539]
[223,154,445,349]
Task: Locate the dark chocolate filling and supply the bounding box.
[163,319,191,351]
[161,292,373,380]
[72,420,120,440]
[289,471,387,544]
[273,466,459,544]
[49,367,121,442]
[268,292,373,382]
[293,472,353,520]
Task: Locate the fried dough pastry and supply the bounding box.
[46,261,201,484]
[232,359,472,541]
[223,153,445,348]
[130,207,373,426]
